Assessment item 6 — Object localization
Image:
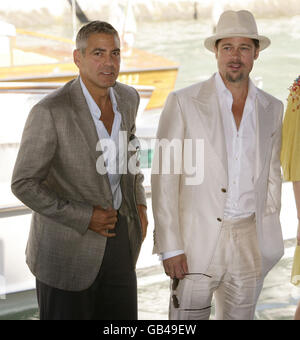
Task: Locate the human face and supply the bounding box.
[73,33,120,93]
[214,37,259,85]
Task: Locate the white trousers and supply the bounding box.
[169,214,264,320]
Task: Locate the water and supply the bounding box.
[18,16,300,104]
[133,16,300,103]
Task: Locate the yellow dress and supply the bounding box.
[281,76,300,182]
[281,75,300,286]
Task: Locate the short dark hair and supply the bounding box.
[76,21,119,54]
[215,38,260,50]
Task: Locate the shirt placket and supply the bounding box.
[232,128,242,211]
[226,89,240,213]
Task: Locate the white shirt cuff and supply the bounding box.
[160,250,185,261]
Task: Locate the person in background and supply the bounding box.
[152,10,284,320]
[11,21,148,320]
[281,75,300,320]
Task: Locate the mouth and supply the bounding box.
[227,63,243,71]
[100,71,115,76]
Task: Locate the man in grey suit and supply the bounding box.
[11,21,148,320]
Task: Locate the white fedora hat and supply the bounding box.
[204,10,271,52]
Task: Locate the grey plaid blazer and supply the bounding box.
[11,77,146,291]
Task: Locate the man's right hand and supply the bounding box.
[88,205,118,237]
[163,254,189,280]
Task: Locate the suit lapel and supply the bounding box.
[69,77,113,203]
[112,83,132,177]
[69,78,101,160]
[254,91,274,182]
[191,75,228,177]
[112,83,130,133]
[189,75,274,187]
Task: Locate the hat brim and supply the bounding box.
[204,33,271,52]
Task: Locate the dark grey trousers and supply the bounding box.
[36,213,137,320]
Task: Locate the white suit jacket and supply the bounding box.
[152,74,284,278]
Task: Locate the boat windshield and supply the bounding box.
[0,87,55,209]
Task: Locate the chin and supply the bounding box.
[226,72,244,83]
[97,80,117,89]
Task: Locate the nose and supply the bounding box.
[230,48,241,57]
[103,54,113,66]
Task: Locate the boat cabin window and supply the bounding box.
[0,89,50,210]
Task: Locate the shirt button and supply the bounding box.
[221,188,227,193]
[217,218,222,222]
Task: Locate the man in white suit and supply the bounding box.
[151,10,284,320]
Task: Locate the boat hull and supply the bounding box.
[0,62,178,110]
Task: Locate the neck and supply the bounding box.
[221,74,249,101]
[95,90,111,110]
[80,77,111,109]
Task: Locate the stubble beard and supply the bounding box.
[225,71,245,83]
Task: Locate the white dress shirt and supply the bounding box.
[80,78,123,210]
[215,72,257,219]
[161,72,257,260]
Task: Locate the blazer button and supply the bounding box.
[217,218,222,222]
[221,188,227,193]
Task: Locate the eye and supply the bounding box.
[240,46,251,52]
[112,51,120,57]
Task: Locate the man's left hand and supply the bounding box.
[137,205,148,241]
